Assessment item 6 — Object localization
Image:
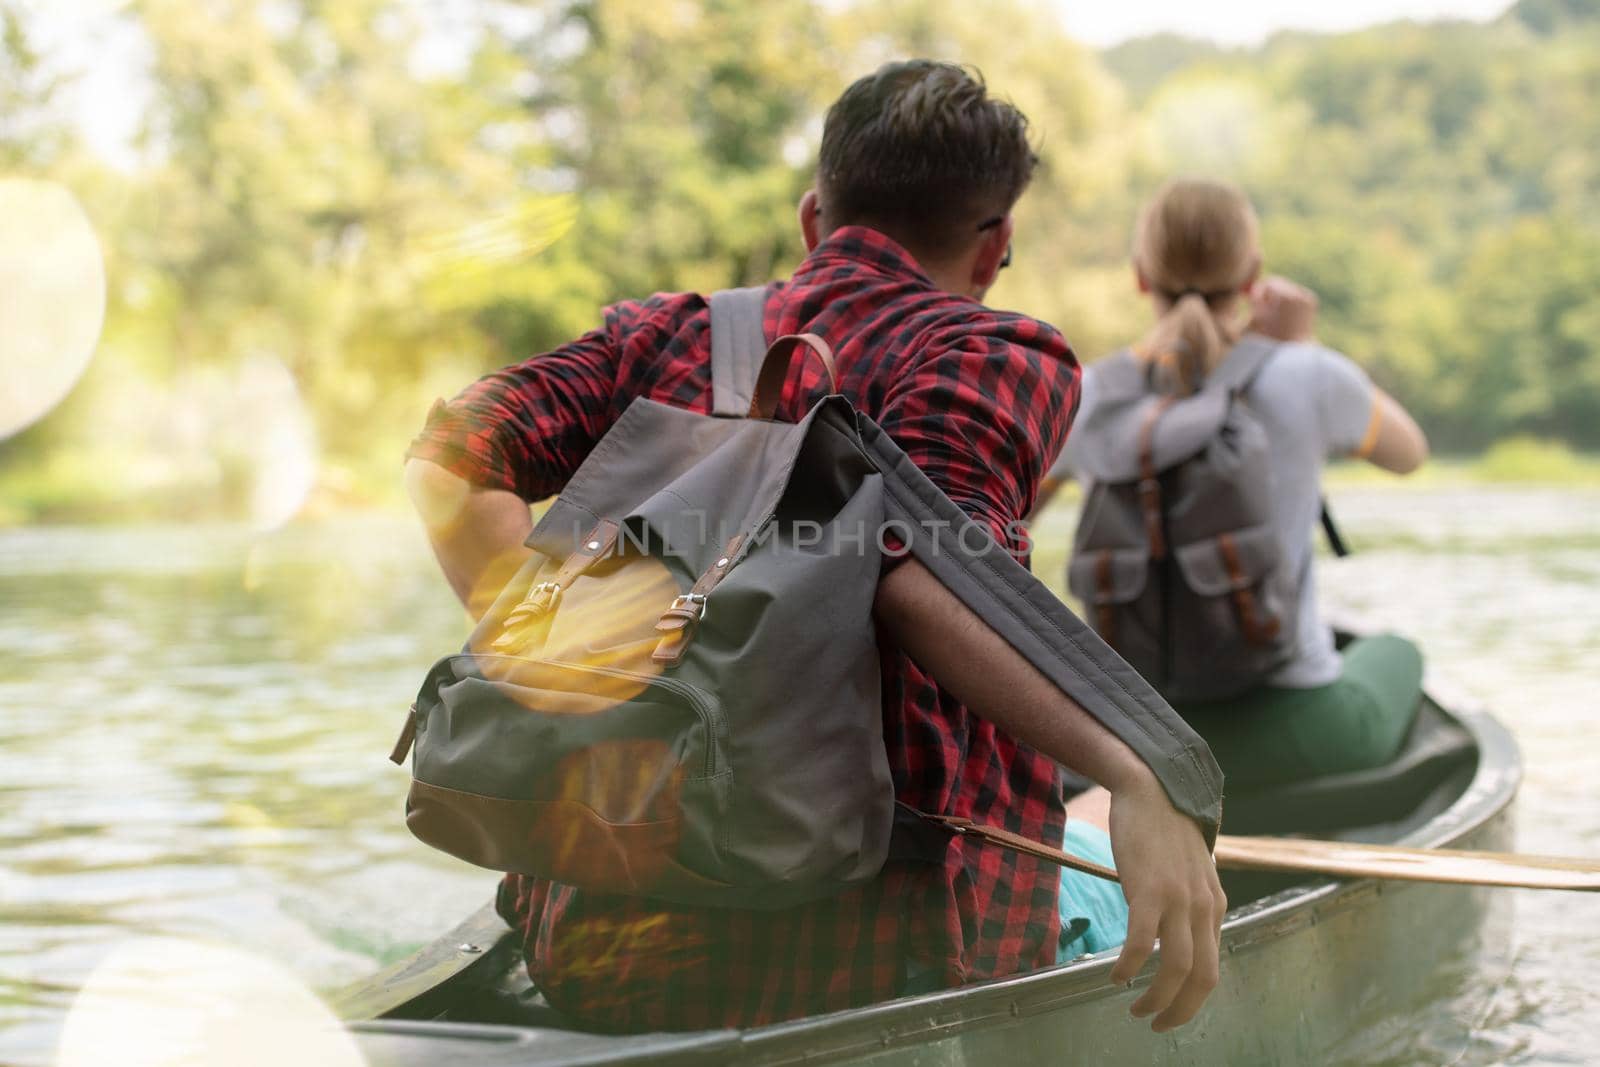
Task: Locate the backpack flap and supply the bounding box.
[1065,546,1148,608]
[1173,524,1279,599]
[1165,523,1294,700]
[1064,545,1155,670]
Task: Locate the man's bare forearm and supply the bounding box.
[873,556,1150,793]
[405,458,534,619]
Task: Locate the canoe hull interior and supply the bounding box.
[335,695,1520,1066]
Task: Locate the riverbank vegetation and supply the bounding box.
[1,0,1597,526]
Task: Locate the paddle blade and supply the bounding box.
[1215,834,1600,891]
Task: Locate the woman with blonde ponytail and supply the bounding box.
[1041,177,1431,790]
[1130,179,1260,395]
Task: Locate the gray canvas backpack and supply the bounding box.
[391,288,1224,909]
[1067,337,1298,703]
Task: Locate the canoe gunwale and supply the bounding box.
[730,697,1520,1065]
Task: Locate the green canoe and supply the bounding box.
[331,685,1518,1065]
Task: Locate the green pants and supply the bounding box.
[1176,635,1424,790]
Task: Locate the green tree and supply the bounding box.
[122,0,538,486]
[0,0,70,167]
[1454,219,1600,446]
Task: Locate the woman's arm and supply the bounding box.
[1360,387,1429,474]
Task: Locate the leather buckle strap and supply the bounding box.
[666,593,708,623]
[652,533,746,667]
[1217,532,1281,645]
[495,519,621,652]
[1093,548,1118,649]
[1135,397,1177,560]
[1137,477,1166,561]
[523,581,563,615]
[389,703,419,766]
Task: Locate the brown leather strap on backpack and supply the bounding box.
[652,532,747,666]
[748,334,838,420]
[1217,532,1281,645]
[389,703,419,765]
[494,519,622,652]
[1093,548,1118,649]
[1136,398,1177,560]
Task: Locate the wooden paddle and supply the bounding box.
[939,817,1600,891]
[1212,834,1600,891]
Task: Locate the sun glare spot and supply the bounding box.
[0,179,106,440]
[237,358,319,531]
[55,937,366,1067]
[1144,77,1271,175]
[480,551,682,691]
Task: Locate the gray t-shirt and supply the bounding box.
[1052,336,1376,688]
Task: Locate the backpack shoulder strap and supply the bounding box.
[709,286,770,417]
[1090,348,1148,399]
[850,411,1225,845]
[1204,333,1280,396]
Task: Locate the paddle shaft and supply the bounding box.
[950,819,1600,891]
[1212,834,1600,892]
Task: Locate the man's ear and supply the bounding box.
[798,189,822,252]
[970,215,1014,292]
[1134,265,1152,294]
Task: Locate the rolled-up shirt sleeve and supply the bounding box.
[406,326,620,502]
[1314,345,1378,459]
[876,311,1080,554]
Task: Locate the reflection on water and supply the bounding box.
[2,488,1598,1065]
[0,518,488,1065]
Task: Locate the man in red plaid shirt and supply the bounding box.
[406,61,1223,1034]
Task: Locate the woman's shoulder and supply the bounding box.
[1248,337,1375,450]
[1250,335,1349,370]
[1250,337,1368,395]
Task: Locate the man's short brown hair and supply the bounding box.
[817,61,1037,260]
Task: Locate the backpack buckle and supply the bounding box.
[496,583,564,651]
[525,581,564,614]
[652,593,708,667]
[667,592,708,622]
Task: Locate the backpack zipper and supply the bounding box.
[459,654,723,779]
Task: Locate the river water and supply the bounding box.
[2,487,1597,1065]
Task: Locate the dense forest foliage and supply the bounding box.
[1,0,1597,522]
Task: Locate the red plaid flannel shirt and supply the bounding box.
[408,227,1081,1030]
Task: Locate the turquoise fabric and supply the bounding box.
[1056,822,1129,961]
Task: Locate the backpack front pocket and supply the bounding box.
[405,655,729,894]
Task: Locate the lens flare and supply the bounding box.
[236,356,319,531]
[55,937,365,1067]
[1145,78,1270,174]
[477,550,682,686]
[0,179,106,440]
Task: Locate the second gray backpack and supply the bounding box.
[1067,337,1298,703]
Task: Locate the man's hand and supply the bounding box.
[1106,770,1226,1032]
[1247,275,1318,342]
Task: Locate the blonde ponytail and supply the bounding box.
[1131,179,1260,396]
